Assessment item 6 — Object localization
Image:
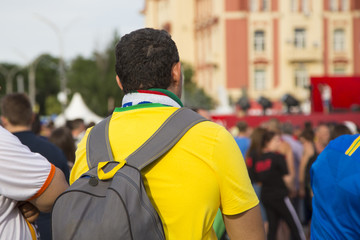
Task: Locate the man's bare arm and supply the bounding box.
[223,205,265,240]
[281,142,296,195]
[29,167,69,213]
[298,141,314,197]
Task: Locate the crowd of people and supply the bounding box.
[0,27,359,240]
[231,117,359,239]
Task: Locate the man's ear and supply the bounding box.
[1,116,9,127]
[116,75,123,90]
[171,62,182,87]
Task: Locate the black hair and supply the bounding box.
[236,121,248,133]
[1,93,33,126]
[115,28,179,93]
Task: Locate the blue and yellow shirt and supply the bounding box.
[311,134,360,240]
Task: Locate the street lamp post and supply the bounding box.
[0,65,19,94]
[14,50,45,107]
[28,56,45,107]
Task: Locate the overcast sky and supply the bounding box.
[0,0,145,65]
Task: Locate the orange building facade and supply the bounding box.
[143,0,360,110]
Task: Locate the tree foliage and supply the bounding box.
[0,31,215,117]
[45,95,62,115]
[0,58,60,116]
[182,62,215,110]
[35,54,61,115]
[67,32,123,116]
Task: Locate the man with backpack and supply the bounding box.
[65,28,264,239]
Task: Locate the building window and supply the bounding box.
[294,28,306,48]
[295,67,308,88]
[301,0,309,14]
[250,0,258,12]
[261,0,268,11]
[291,0,298,12]
[341,0,349,11]
[334,29,345,52]
[334,66,346,75]
[329,0,337,11]
[254,69,266,90]
[254,31,265,52]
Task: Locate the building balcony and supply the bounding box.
[195,16,219,31]
[287,47,322,63]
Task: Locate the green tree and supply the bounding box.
[67,56,101,112]
[67,32,123,116]
[0,57,62,115]
[34,54,62,115]
[182,63,215,110]
[45,95,62,115]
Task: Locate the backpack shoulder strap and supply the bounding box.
[86,107,207,171]
[126,107,207,170]
[86,115,113,169]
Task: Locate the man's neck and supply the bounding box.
[5,125,30,133]
[237,132,247,138]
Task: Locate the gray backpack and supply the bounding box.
[52,108,206,240]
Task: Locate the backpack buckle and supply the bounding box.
[97,161,126,180]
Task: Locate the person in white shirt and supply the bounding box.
[319,83,332,113]
[0,125,68,239]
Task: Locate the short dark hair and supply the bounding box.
[300,129,314,142]
[236,121,248,133]
[115,28,180,93]
[331,124,352,140]
[281,122,294,135]
[1,93,33,126]
[66,118,85,130]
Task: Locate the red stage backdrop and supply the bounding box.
[311,76,360,113]
[211,112,360,130]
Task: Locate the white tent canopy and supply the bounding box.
[54,92,104,127]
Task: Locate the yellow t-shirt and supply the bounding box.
[70,105,258,239]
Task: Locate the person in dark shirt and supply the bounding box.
[246,127,267,183]
[254,130,305,240]
[246,127,269,231]
[1,93,70,240]
[49,126,76,170]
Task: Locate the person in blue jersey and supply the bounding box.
[311,133,360,239]
[234,120,251,157]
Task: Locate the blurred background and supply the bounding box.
[1,0,360,129]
